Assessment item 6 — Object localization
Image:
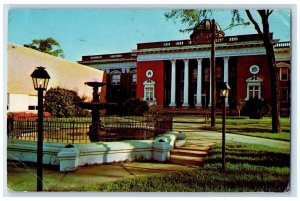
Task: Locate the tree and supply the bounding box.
[24,37,65,58]
[44,87,87,117]
[165,9,282,133]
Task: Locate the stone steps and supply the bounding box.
[168,145,211,167]
[170,149,208,157]
[168,154,206,167]
[175,145,212,152]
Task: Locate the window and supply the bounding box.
[132,73,137,84]
[143,79,156,105]
[110,70,121,85]
[145,87,154,101]
[28,105,37,110]
[280,88,289,102]
[204,68,210,82]
[216,67,222,81]
[245,76,263,101]
[192,68,197,81]
[280,68,289,81]
[249,86,260,99]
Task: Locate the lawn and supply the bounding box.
[174,116,291,141]
[47,142,290,192]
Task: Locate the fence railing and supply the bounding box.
[7,115,173,144]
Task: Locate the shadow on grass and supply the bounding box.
[205,144,290,168]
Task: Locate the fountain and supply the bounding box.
[77,81,115,142]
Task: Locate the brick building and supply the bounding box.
[79,19,291,116]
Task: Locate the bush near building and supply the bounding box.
[242,98,271,119]
[123,98,149,116]
[44,87,88,117]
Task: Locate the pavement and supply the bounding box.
[6,121,290,192]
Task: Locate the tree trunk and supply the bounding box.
[262,35,281,133]
[246,10,281,133]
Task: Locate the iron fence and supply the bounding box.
[7,115,173,144]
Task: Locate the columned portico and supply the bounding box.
[195,58,203,107]
[223,57,230,106]
[182,59,189,107]
[169,59,177,107]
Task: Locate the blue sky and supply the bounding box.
[8,9,291,62]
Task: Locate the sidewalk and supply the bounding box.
[6,161,196,192]
[173,122,290,150]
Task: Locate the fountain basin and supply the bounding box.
[76,102,117,110]
[84,82,106,88]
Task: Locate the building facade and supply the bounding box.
[79,20,291,116]
[7,43,104,112]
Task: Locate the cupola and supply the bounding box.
[190,19,225,44]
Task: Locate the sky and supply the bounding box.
[7,8,291,62]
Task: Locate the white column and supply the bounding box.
[169,60,177,107]
[209,58,212,107]
[223,57,230,106]
[196,58,203,107]
[182,59,189,107]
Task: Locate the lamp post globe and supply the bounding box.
[220,82,230,172]
[31,66,50,191]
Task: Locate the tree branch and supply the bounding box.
[267,10,273,17]
[245,10,263,35]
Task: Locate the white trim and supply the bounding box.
[130,69,137,74]
[195,58,203,107]
[170,59,177,107]
[89,62,136,70]
[276,62,290,68]
[110,70,121,75]
[182,59,189,107]
[137,46,266,61]
[279,67,289,81]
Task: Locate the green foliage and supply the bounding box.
[123,98,149,116]
[242,98,271,119]
[164,9,249,33]
[24,37,65,58]
[44,87,87,117]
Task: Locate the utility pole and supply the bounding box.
[211,19,216,127]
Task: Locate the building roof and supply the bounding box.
[7,43,104,98]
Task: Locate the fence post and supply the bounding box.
[72,120,75,144]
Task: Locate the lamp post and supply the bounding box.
[31,67,50,191]
[220,82,230,172]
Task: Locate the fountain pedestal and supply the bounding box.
[77,82,108,142]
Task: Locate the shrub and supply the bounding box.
[242,98,271,119]
[44,87,88,117]
[7,112,51,121]
[123,98,149,116]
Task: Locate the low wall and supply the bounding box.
[7,140,66,166]
[7,132,185,172]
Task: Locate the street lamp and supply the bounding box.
[220,82,230,172]
[31,66,50,191]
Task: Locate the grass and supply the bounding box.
[47,142,290,192]
[175,116,291,141]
